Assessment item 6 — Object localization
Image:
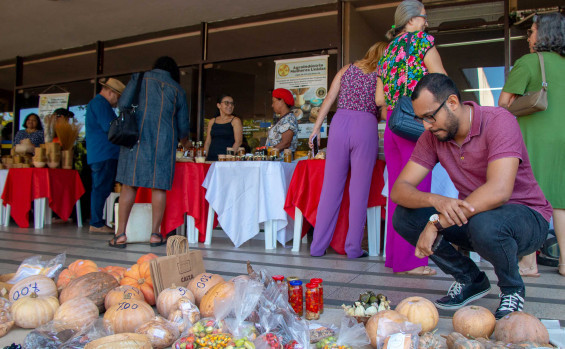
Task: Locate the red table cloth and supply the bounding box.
[135,162,217,241]
[284,159,386,255]
[1,168,85,228]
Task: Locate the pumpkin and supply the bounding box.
[10,292,59,329]
[137,253,158,265]
[494,312,549,345]
[365,310,409,348]
[104,295,155,334]
[199,281,235,318]
[156,284,195,318]
[453,305,496,339]
[121,262,155,305]
[8,275,57,303]
[84,333,152,349]
[54,296,99,330]
[105,285,145,310]
[187,273,224,306]
[135,316,180,348]
[59,272,119,312]
[57,259,98,289]
[100,266,127,283]
[395,296,438,334]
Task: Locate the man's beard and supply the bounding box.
[433,109,459,142]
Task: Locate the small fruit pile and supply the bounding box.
[341,291,390,317]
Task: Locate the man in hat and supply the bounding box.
[85,77,125,233]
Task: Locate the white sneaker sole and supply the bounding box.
[434,286,491,310]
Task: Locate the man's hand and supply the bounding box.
[430,195,474,226]
[415,223,438,258]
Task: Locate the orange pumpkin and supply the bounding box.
[105,285,146,310]
[494,312,549,345]
[9,275,58,303]
[156,284,195,318]
[53,296,99,330]
[453,305,496,339]
[187,273,224,306]
[104,296,155,333]
[365,310,409,348]
[199,281,235,318]
[395,296,439,334]
[57,259,98,289]
[121,262,155,305]
[137,253,158,265]
[100,266,127,283]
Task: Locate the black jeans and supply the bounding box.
[393,204,548,294]
[89,159,118,227]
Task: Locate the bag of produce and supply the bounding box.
[376,319,420,349]
[0,298,14,338]
[135,316,180,349]
[308,321,338,344]
[59,319,114,349]
[8,253,66,284]
[168,297,200,333]
[315,316,370,349]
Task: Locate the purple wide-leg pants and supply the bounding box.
[384,112,431,272]
[310,109,378,258]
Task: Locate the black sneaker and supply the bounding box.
[434,272,491,310]
[494,290,524,319]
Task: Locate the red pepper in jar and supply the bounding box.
[288,280,303,316]
[305,282,320,320]
[310,278,324,313]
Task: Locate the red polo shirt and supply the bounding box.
[411,101,553,221]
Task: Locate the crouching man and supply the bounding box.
[390,73,552,319]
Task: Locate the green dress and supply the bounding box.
[502,52,565,209]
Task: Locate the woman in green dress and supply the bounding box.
[499,12,565,277]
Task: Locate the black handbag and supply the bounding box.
[388,33,425,142]
[108,72,144,148]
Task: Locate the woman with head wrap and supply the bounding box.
[267,88,298,154]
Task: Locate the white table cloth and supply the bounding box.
[202,161,296,248]
[0,169,8,224]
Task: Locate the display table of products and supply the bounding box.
[1,168,84,229]
[284,159,386,255]
[203,161,297,249]
[135,162,218,240]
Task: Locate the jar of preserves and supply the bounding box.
[305,282,320,320]
[310,278,324,313]
[238,147,246,156]
[288,280,303,316]
[226,147,234,156]
[283,149,292,163]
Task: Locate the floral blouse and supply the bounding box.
[267,112,298,152]
[377,31,434,110]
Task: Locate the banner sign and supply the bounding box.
[38,93,69,119]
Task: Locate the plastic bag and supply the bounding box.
[168,297,201,334]
[136,316,180,349]
[0,298,14,338]
[8,253,66,284]
[316,317,369,349]
[24,320,81,349]
[173,318,233,349]
[308,321,338,344]
[188,317,229,337]
[216,278,263,341]
[59,319,113,349]
[376,319,421,349]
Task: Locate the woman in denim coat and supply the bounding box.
[110,56,189,248]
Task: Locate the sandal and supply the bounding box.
[519,265,540,278]
[109,233,127,249]
[150,233,166,247]
[396,266,437,276]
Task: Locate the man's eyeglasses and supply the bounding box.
[414,98,447,124]
[221,101,235,106]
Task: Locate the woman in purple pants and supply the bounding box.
[375,0,446,274]
[309,42,388,258]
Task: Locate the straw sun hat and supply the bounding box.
[99,78,126,95]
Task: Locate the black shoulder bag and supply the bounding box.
[388,33,426,142]
[108,72,144,148]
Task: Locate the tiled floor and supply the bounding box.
[1,221,564,346]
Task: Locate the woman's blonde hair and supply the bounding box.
[357,41,389,74]
[385,0,425,40]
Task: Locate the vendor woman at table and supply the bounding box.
[267,88,298,153]
[14,113,44,147]
[309,42,387,258]
[204,94,243,161]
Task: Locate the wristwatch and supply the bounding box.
[429,214,444,232]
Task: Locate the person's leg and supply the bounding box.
[89,160,117,229]
[518,253,539,277]
[344,113,378,258]
[111,184,138,245]
[310,114,351,256]
[384,125,432,273]
[553,209,565,276]
[150,188,167,243]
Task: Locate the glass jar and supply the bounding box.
[238,147,246,156]
[305,282,320,320]
[218,154,226,162]
[226,147,234,156]
[310,278,323,314]
[283,149,292,163]
[272,148,280,159]
[288,280,303,316]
